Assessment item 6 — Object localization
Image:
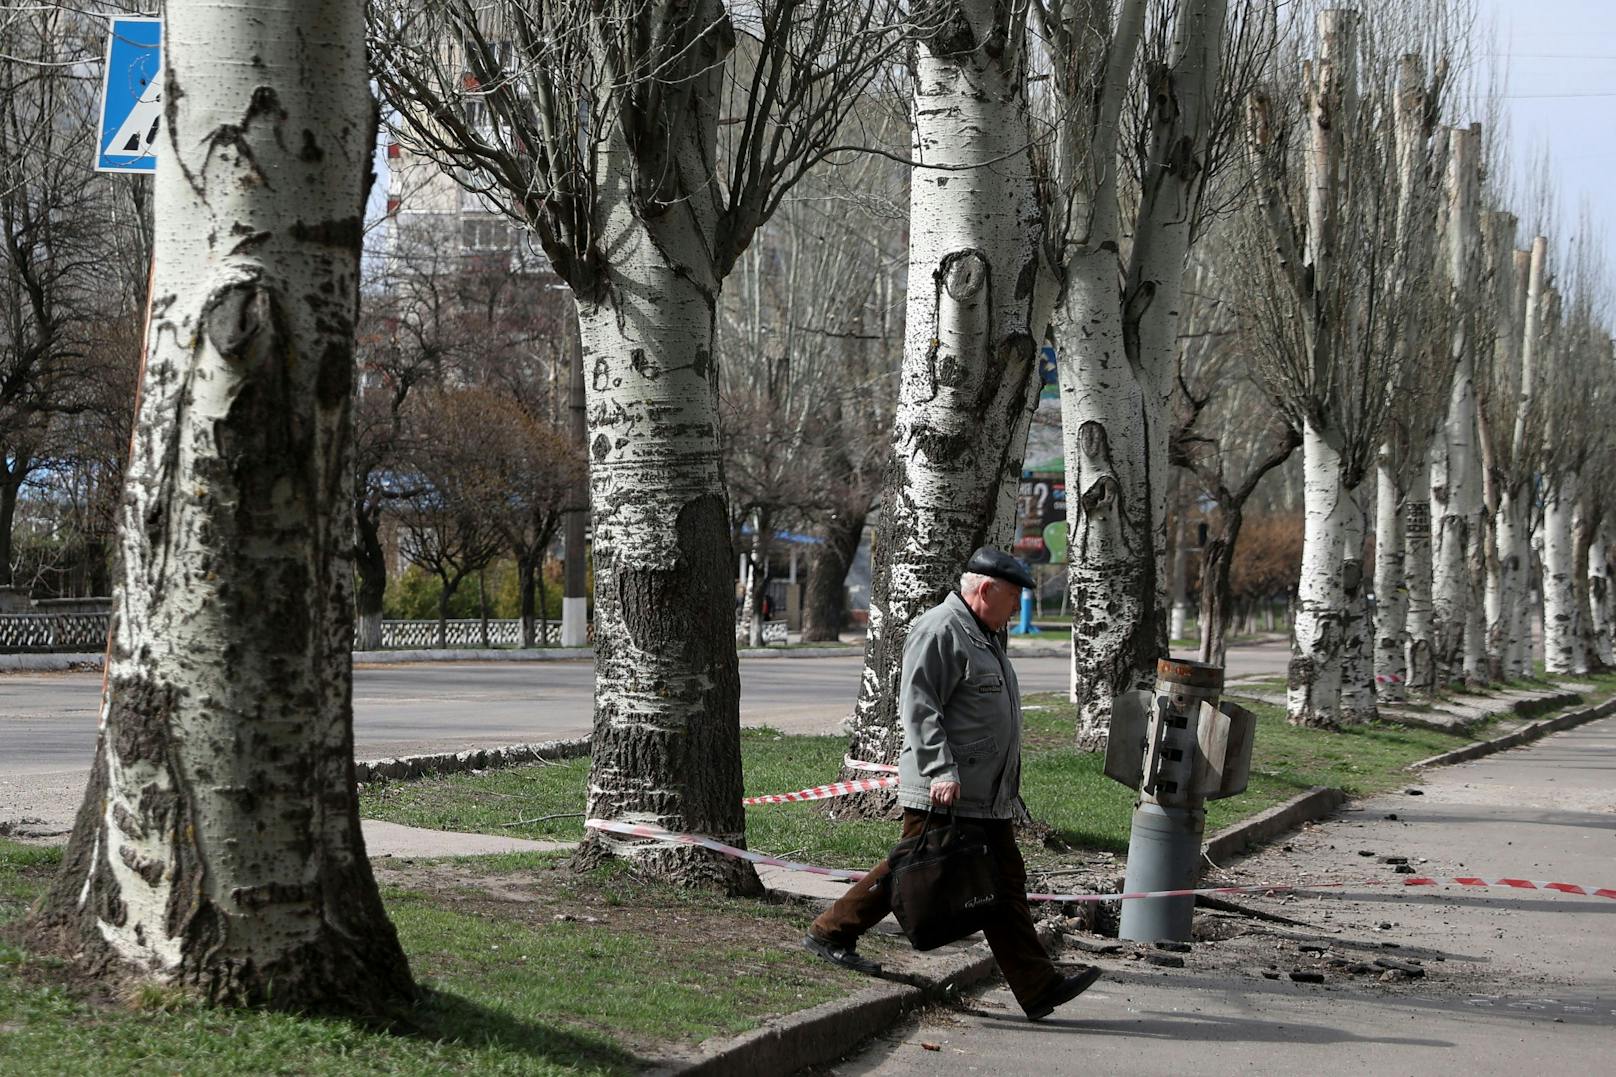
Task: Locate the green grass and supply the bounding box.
[362,681,1596,867]
[0,843,861,1074]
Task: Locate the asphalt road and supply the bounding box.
[829,715,1616,1075]
[0,639,1290,832]
[0,640,1290,772]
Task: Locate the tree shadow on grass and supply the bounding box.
[380,986,645,1075]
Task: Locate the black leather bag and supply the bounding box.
[886,810,1004,951]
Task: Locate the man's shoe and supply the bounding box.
[1022,965,1103,1021]
[802,933,882,975]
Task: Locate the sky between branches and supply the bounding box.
[1472,0,1614,259]
[364,3,1616,282]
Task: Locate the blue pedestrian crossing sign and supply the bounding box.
[96,17,162,174]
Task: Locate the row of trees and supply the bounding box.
[1216,5,1615,726]
[25,0,1615,1015]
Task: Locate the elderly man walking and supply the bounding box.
[803,547,1102,1021]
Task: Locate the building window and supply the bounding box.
[461,216,511,251]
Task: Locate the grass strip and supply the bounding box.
[361,677,1613,869]
[0,842,868,1074]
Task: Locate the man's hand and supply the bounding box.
[930,780,960,807]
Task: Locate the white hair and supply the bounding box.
[960,571,995,596]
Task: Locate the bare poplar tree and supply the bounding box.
[1370,74,1446,701]
[1032,0,1274,747]
[373,0,909,887]
[1241,6,1445,726]
[1428,124,1489,686]
[1475,217,1535,679]
[840,4,1056,785]
[1540,235,1609,674]
[1172,257,1299,665]
[37,0,413,1007]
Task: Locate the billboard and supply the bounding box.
[1015,470,1066,565]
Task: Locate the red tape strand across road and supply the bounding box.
[584,819,1616,904]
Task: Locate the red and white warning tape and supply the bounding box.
[743,775,898,805]
[585,819,1616,904]
[843,757,899,774]
[741,759,900,805]
[1030,875,1616,904]
[586,818,868,882]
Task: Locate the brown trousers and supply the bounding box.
[809,809,1061,1005]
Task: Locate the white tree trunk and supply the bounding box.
[1570,501,1599,674]
[1464,503,1489,682]
[1372,449,1408,700]
[1339,482,1375,722]
[739,553,757,645]
[1492,489,1531,678]
[1590,523,1614,667]
[846,10,1050,773]
[1063,0,1224,748]
[743,511,767,648]
[1433,124,1486,686]
[1483,499,1504,677]
[574,35,756,886]
[1542,476,1581,674]
[1403,464,1436,694]
[1429,371,1480,685]
[1169,505,1191,643]
[1289,418,1349,725]
[1059,251,1153,745]
[37,0,412,1006]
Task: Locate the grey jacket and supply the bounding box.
[895,592,1023,819]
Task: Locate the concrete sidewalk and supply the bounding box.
[829,712,1616,1076]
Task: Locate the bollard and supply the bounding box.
[1104,658,1256,942]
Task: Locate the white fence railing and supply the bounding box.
[378,619,563,649]
[0,614,567,653]
[1,613,798,653]
[737,619,788,645]
[0,613,111,653]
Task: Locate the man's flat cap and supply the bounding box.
[966,546,1035,590]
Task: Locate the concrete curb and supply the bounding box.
[1202,786,1348,867]
[734,645,864,659]
[353,736,591,784]
[663,923,1063,1076]
[354,647,591,664]
[0,652,100,671]
[1377,689,1581,735]
[1406,695,1616,770]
